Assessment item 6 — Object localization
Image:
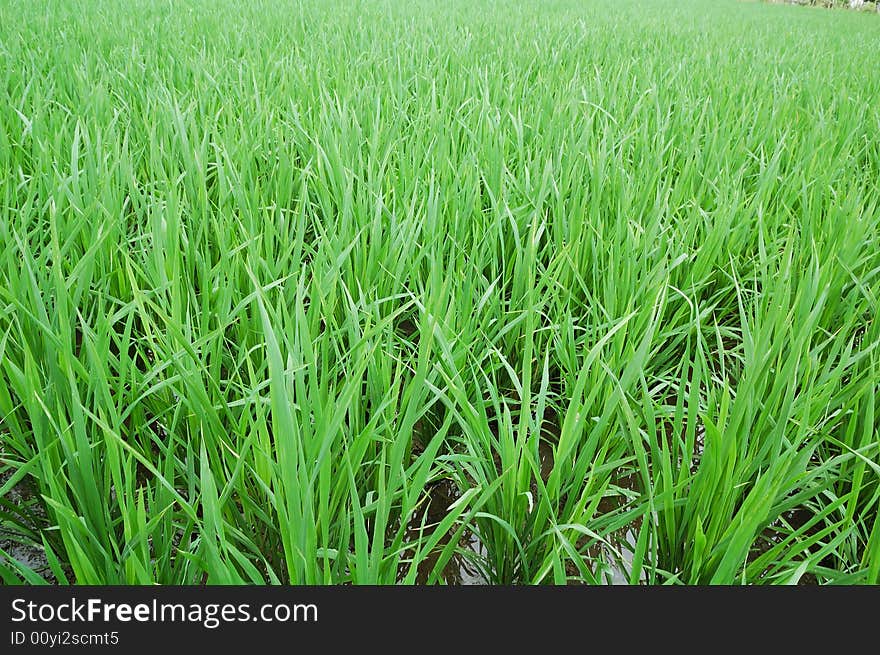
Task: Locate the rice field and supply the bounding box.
[1,0,879,585]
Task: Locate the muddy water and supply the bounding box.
[539,412,648,583]
[407,437,650,585]
[402,478,490,584]
[0,470,56,581]
[573,471,646,585]
[749,507,820,585]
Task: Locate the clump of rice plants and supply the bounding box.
[1,0,878,585]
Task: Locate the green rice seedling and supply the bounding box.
[0,0,878,585]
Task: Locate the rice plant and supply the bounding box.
[1,0,878,585]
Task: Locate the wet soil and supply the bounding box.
[401,477,490,585]
[0,469,58,582]
[748,506,823,585]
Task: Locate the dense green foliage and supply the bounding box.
[1,0,879,585]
